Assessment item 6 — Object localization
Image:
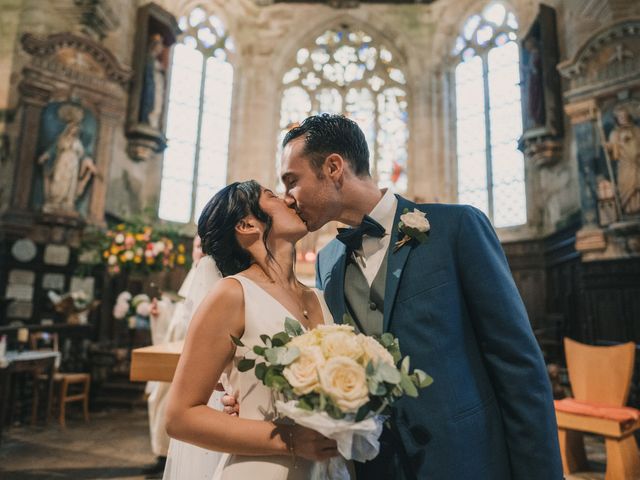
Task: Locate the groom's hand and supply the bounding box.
[221,393,239,416]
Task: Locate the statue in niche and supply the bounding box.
[139,34,167,129]
[606,104,640,215]
[522,36,545,128]
[35,103,97,215]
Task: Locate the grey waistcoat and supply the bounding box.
[344,253,388,336]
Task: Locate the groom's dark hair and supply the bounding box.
[282,114,370,177]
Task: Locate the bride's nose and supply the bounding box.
[284,194,296,208]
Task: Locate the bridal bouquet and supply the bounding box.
[232,317,432,480]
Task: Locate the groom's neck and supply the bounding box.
[337,177,384,227]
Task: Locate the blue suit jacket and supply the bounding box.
[316,196,563,479]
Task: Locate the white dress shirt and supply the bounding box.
[353,189,397,286]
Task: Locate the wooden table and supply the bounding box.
[130,341,183,383]
[0,350,58,444]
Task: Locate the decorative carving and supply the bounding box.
[524,137,563,168]
[21,33,130,87]
[74,0,120,41]
[564,98,597,125]
[557,18,640,102]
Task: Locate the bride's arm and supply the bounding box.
[165,277,336,460]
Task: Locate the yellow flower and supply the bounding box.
[135,234,146,241]
[110,246,119,254]
[146,257,154,265]
[116,224,125,231]
[178,244,185,253]
[102,250,109,258]
[177,254,185,265]
[134,256,142,264]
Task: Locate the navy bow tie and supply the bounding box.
[336,215,385,252]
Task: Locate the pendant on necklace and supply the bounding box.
[302,310,309,319]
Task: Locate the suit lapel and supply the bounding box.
[325,244,348,324]
[383,195,415,332]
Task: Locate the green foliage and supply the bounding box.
[284,317,304,337]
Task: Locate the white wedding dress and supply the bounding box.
[164,267,335,480]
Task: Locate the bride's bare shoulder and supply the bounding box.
[200,276,245,310]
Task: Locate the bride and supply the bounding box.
[164,180,346,479]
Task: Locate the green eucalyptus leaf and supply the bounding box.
[413,369,434,388]
[260,334,272,347]
[284,317,304,337]
[378,362,401,384]
[355,404,371,422]
[237,358,255,372]
[253,345,265,356]
[297,397,313,411]
[255,362,267,380]
[401,356,410,374]
[230,335,244,347]
[366,360,375,376]
[400,372,419,397]
[380,333,394,348]
[272,331,291,347]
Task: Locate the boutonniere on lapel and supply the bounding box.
[393,208,430,252]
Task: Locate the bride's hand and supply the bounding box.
[282,425,339,461]
[221,393,239,416]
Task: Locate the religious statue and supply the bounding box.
[139,34,167,129]
[523,37,545,129]
[606,104,640,215]
[37,104,97,214]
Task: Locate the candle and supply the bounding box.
[17,327,29,343]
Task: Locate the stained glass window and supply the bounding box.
[279,27,409,192]
[453,2,526,228]
[159,8,234,223]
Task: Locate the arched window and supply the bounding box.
[158,7,234,223]
[453,3,526,228]
[279,27,409,192]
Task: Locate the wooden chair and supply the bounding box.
[30,332,91,427]
[555,338,640,480]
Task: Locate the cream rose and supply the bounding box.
[358,335,395,367]
[289,330,321,349]
[318,356,369,412]
[283,345,325,395]
[400,209,430,232]
[316,324,355,336]
[321,331,364,361]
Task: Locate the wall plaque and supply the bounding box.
[43,244,71,266]
[11,238,37,263]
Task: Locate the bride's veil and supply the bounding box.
[163,255,226,480]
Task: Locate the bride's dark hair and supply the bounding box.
[197,180,274,277]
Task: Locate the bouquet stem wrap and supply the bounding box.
[276,400,385,480]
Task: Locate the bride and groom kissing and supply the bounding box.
[164,114,563,479]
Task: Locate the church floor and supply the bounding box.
[0,406,606,479]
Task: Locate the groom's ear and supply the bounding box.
[325,153,345,184]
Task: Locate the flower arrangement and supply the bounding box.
[232,316,432,478]
[113,291,152,329]
[48,290,100,325]
[98,223,190,275]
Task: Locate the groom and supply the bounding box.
[279,114,563,479]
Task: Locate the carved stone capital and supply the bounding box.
[524,136,563,168]
[74,0,120,41]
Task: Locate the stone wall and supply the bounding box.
[0,0,638,239]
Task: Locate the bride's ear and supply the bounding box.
[235,216,260,237]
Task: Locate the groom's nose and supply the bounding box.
[284,194,296,208]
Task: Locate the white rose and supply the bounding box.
[114,233,125,244]
[321,331,364,361]
[400,209,430,232]
[289,331,321,349]
[116,291,132,303]
[107,255,118,265]
[318,356,369,413]
[316,324,355,336]
[283,345,325,395]
[113,301,129,320]
[358,335,395,367]
[135,301,151,317]
[153,241,165,255]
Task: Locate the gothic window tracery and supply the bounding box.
[453,2,526,228]
[159,6,234,223]
[279,27,409,192]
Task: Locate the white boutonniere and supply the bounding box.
[393,208,430,252]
